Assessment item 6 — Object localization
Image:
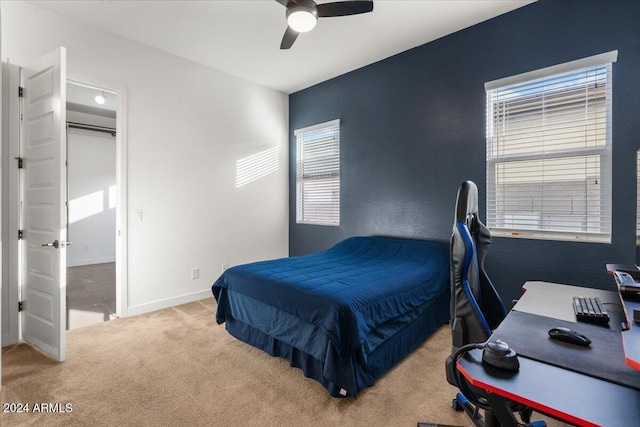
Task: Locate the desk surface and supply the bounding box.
[517,281,625,327]
[458,348,640,427]
[457,281,640,427]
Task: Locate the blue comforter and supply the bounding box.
[212,236,449,396]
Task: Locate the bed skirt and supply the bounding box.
[223,288,450,397]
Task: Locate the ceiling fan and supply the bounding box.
[276,0,374,49]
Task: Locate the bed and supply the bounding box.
[211,236,450,397]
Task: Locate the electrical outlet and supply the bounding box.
[222,263,229,272]
[84,244,90,251]
[134,209,143,221]
[191,268,200,280]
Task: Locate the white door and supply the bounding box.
[21,47,67,361]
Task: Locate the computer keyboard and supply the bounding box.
[573,296,610,324]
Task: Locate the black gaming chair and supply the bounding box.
[444,181,544,427]
[448,181,505,350]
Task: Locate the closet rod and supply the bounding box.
[67,121,116,136]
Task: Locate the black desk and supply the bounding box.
[457,281,640,427]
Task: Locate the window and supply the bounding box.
[485,51,618,242]
[295,119,340,225]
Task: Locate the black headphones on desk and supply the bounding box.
[454,339,520,373]
[481,340,520,371]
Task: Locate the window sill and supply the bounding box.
[490,229,611,244]
[296,221,340,227]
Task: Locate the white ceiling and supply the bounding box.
[28,0,535,94]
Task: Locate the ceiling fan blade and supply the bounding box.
[275,0,291,6]
[317,1,373,17]
[280,26,299,49]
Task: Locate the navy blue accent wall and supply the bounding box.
[289,0,640,304]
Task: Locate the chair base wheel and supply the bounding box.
[452,398,463,411]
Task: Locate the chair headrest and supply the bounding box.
[455,180,479,225]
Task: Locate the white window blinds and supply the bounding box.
[295,119,340,225]
[485,51,617,242]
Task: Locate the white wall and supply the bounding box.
[67,128,116,267]
[1,1,289,315]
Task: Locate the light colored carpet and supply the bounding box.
[1,298,567,427]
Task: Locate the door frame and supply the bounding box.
[66,76,128,318]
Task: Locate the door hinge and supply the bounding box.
[19,301,24,312]
[18,86,24,97]
[16,157,24,169]
[18,229,24,240]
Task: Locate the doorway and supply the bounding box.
[1,65,128,351]
[65,81,118,329]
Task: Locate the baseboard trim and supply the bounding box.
[125,289,212,317]
[67,257,116,268]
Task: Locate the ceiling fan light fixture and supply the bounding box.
[277,0,373,49]
[94,92,106,105]
[287,6,318,33]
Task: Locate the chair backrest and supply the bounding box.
[449,181,506,352]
